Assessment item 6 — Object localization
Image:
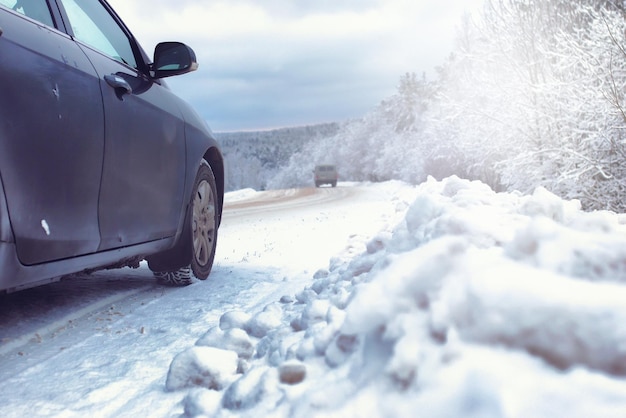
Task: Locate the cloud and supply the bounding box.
[108,0,483,131]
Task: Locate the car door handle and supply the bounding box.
[0,26,3,37]
[104,74,132,96]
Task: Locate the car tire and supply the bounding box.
[189,161,219,280]
[151,160,219,286]
[154,267,193,286]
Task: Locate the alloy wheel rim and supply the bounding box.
[192,179,216,266]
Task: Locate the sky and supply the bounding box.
[107,0,484,132]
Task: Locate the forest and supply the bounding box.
[215,123,339,191]
[222,0,626,212]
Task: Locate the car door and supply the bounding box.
[58,0,187,251]
[0,1,104,265]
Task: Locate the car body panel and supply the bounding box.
[178,102,225,224]
[0,235,175,292]
[0,7,105,265]
[0,173,12,244]
[80,46,187,251]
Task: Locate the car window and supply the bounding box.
[61,0,137,68]
[0,0,54,27]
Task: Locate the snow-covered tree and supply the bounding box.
[432,0,626,210]
[232,0,626,212]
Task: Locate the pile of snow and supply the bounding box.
[221,188,259,203]
[167,176,626,417]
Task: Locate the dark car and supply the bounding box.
[0,0,224,291]
[314,165,338,187]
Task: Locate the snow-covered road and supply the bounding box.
[2,178,626,417]
[0,183,411,417]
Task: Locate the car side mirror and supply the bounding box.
[152,42,199,79]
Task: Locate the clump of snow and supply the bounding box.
[182,389,222,417]
[245,303,283,338]
[443,256,626,375]
[41,219,50,236]
[167,176,626,417]
[221,366,279,410]
[196,327,255,360]
[505,215,626,281]
[165,346,238,391]
[219,310,252,331]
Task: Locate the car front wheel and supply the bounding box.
[190,162,218,280]
[151,160,218,286]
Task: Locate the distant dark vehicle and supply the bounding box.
[314,165,338,187]
[0,0,224,291]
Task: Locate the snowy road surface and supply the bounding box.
[2,178,626,417]
[0,183,411,417]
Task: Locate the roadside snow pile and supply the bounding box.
[167,176,626,417]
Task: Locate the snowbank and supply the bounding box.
[167,176,626,417]
[223,188,260,203]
